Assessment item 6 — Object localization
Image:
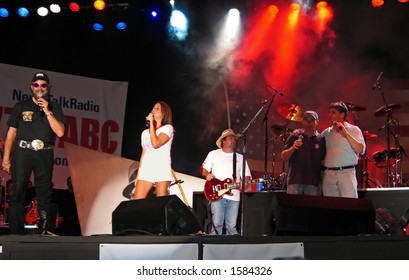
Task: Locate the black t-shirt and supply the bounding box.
[7,97,65,143]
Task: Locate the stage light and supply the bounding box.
[397,0,409,3]
[94,0,106,11]
[50,4,61,14]
[372,0,384,7]
[37,7,49,17]
[0,8,9,18]
[225,9,241,39]
[93,23,104,31]
[116,22,127,30]
[69,2,81,12]
[17,7,30,17]
[151,10,158,18]
[169,9,188,40]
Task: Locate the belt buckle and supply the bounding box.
[19,140,28,148]
[31,139,44,151]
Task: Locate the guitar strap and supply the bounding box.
[232,152,237,181]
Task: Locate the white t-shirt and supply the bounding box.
[202,149,252,201]
[137,124,174,182]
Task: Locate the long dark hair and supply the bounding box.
[158,101,173,126]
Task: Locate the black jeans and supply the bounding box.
[9,146,54,234]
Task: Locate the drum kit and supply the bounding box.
[267,101,405,189]
[268,103,304,190]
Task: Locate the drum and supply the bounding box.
[269,173,287,190]
[373,148,400,168]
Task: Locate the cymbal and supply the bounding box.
[344,102,367,111]
[375,104,401,117]
[271,124,294,136]
[363,132,377,141]
[277,104,304,122]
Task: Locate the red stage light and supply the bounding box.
[69,2,80,12]
[372,0,385,8]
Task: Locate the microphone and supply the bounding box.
[266,85,284,96]
[372,72,383,90]
[146,113,153,128]
[38,91,44,115]
[262,99,268,104]
[293,134,303,153]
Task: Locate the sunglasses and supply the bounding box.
[32,83,48,88]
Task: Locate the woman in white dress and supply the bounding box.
[133,101,174,199]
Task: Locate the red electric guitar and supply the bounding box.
[25,198,38,225]
[204,178,265,202]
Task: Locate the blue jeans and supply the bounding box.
[210,198,239,235]
[287,184,318,195]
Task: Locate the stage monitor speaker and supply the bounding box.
[112,195,204,236]
[272,193,375,236]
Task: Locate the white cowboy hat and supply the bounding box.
[216,128,241,149]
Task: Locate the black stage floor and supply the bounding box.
[1,232,409,260]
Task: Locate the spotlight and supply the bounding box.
[37,7,49,17]
[372,0,384,7]
[69,2,81,12]
[93,23,104,31]
[169,9,188,41]
[94,0,106,11]
[116,22,127,30]
[50,4,62,14]
[0,8,9,18]
[151,10,158,18]
[17,7,30,18]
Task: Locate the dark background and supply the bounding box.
[1,0,409,178]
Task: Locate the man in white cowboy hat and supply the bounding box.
[201,128,252,235]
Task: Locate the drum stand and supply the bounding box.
[388,127,406,187]
[268,133,287,190]
[360,155,383,188]
[374,80,406,187]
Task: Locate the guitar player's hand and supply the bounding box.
[205,173,215,181]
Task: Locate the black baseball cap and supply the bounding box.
[32,72,50,83]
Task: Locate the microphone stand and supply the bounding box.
[239,101,266,235]
[375,76,393,187]
[261,92,278,180]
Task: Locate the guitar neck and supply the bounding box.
[229,178,260,189]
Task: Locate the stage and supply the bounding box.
[1,188,409,260]
[0,234,409,260]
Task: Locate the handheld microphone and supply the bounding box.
[372,72,383,90]
[293,134,303,154]
[146,113,153,128]
[38,91,44,115]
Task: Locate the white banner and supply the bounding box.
[203,243,304,260]
[99,243,199,260]
[0,63,128,189]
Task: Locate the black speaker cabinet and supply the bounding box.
[192,191,275,236]
[112,195,203,236]
[272,193,375,236]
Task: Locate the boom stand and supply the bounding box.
[262,92,278,180]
